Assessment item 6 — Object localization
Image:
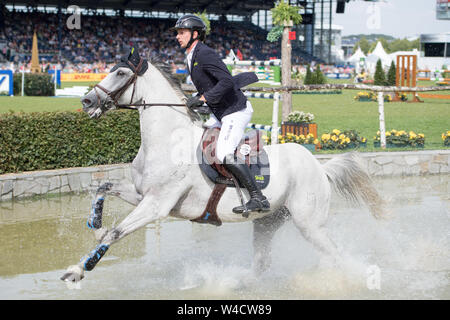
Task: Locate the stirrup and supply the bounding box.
[233,197,270,215]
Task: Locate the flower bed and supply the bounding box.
[321,129,367,150]
[442,131,450,146]
[373,129,425,148]
[262,133,319,151]
[281,111,317,138]
[354,91,392,102]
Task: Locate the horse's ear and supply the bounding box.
[128,47,141,66]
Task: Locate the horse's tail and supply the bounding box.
[322,152,386,219]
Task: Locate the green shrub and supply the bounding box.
[0,110,140,174]
[304,64,326,85]
[386,61,396,86]
[304,64,313,85]
[312,64,326,85]
[374,59,386,86]
[13,73,55,96]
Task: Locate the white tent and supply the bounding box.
[347,47,366,64]
[346,47,366,73]
[366,41,392,73]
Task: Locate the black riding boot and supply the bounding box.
[223,154,270,214]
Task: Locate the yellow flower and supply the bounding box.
[418,133,424,138]
[331,135,338,142]
[362,138,367,142]
[299,134,305,140]
[339,134,345,140]
[322,133,331,141]
[386,132,391,136]
[345,137,350,143]
[313,139,319,145]
[332,129,341,135]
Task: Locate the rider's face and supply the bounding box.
[176,28,197,49]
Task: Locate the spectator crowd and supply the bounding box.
[0,9,283,73]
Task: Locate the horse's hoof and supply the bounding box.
[60,265,84,282]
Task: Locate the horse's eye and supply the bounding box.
[117,71,125,76]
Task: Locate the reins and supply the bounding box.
[93,57,187,111]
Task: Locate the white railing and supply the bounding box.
[182,83,450,148]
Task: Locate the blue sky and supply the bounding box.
[333,0,449,38]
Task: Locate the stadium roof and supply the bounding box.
[4,0,277,16]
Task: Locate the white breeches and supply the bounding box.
[203,101,253,162]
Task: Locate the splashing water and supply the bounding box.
[0,174,448,299]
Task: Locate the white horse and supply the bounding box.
[61,53,384,282]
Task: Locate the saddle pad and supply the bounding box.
[197,128,270,190]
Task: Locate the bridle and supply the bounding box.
[93,58,186,110]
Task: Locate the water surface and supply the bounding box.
[0,174,448,299]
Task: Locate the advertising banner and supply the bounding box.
[61,73,108,82]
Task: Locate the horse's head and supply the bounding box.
[81,47,148,118]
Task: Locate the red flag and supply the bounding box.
[236,49,243,61]
[289,31,296,40]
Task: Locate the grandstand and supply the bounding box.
[0,0,380,71]
[0,0,329,71]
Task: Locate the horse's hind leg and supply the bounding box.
[291,210,343,267]
[252,206,290,275]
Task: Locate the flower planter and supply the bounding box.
[373,142,423,148]
[348,142,367,149]
[302,144,316,152]
[356,97,373,102]
[281,122,317,138]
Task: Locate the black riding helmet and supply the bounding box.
[171,14,206,48]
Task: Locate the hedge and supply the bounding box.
[13,73,55,96]
[0,110,140,174]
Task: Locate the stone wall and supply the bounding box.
[1,150,449,201]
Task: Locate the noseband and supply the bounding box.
[93,58,185,110]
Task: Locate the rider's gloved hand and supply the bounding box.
[186,95,204,111]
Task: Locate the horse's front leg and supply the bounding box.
[61,184,189,283]
[87,180,143,242]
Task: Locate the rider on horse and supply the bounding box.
[172,14,270,214]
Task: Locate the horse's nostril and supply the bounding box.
[82,98,92,106]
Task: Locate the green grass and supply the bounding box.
[0,96,82,113]
[61,81,99,89]
[1,79,449,152]
[249,89,450,152]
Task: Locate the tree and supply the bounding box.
[194,11,211,36]
[374,59,386,86]
[356,37,371,55]
[304,64,312,85]
[271,1,303,121]
[386,61,396,86]
[312,64,326,85]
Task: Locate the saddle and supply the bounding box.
[191,127,270,226]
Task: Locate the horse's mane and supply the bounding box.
[148,56,186,102]
[148,56,200,122]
